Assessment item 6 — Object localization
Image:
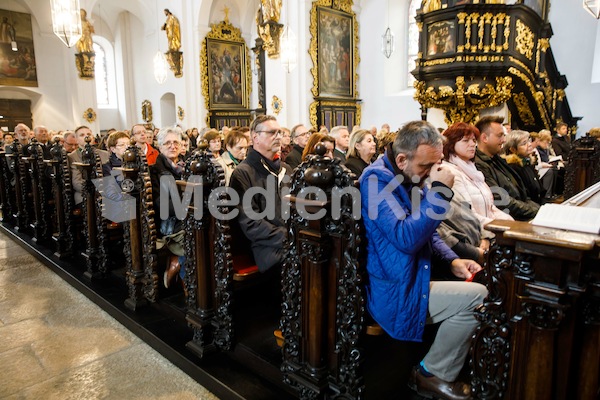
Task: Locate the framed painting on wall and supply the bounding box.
[206,38,247,108]
[0,9,37,87]
[316,6,353,98]
[427,20,456,56]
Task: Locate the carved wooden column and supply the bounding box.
[0,150,14,225]
[121,144,147,310]
[5,142,27,231]
[46,139,73,258]
[74,139,106,280]
[184,148,233,358]
[281,144,365,399]
[23,139,49,242]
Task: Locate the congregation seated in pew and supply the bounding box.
[359,120,487,400]
[149,126,187,288]
[68,126,109,206]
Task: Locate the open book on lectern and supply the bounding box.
[531,203,600,234]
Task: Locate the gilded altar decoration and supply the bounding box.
[308,0,361,128]
[515,19,534,60]
[512,92,535,125]
[75,9,95,79]
[271,95,282,115]
[414,76,513,124]
[422,0,441,13]
[257,0,283,58]
[177,106,185,121]
[141,100,153,122]
[0,9,38,87]
[162,9,183,78]
[200,15,252,111]
[83,107,96,123]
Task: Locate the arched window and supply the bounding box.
[407,0,420,88]
[93,37,117,108]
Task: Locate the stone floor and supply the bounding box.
[0,231,219,400]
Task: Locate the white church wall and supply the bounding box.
[357,0,422,131]
[549,2,600,136]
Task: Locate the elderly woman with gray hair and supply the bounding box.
[504,130,546,205]
[150,126,187,289]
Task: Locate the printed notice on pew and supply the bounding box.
[531,203,600,234]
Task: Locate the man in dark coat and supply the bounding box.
[283,124,310,170]
[474,116,539,221]
[229,115,290,272]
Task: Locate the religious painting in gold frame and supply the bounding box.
[200,19,251,110]
[0,9,38,87]
[309,0,359,99]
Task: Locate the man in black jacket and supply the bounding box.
[284,124,310,169]
[474,116,539,221]
[229,115,290,272]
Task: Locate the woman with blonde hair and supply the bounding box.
[504,130,545,204]
[343,129,376,177]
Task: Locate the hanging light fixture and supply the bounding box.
[382,27,395,58]
[153,51,169,84]
[50,0,82,48]
[280,26,297,73]
[153,2,169,84]
[583,0,600,18]
[382,0,395,58]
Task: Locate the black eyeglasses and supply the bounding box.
[256,129,283,137]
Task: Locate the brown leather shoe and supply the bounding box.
[408,366,472,400]
[164,256,181,289]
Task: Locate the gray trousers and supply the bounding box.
[423,281,488,381]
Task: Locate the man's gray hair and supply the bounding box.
[157,126,182,146]
[329,125,348,139]
[392,120,443,159]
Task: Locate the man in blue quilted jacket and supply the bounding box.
[359,120,487,400]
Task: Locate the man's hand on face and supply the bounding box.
[450,258,482,280]
[429,164,454,188]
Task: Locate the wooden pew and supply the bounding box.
[470,183,600,399]
[5,142,30,232]
[72,138,108,280]
[564,135,600,199]
[119,142,158,310]
[0,150,15,225]
[281,145,366,398]
[45,138,75,258]
[181,147,260,358]
[22,139,52,243]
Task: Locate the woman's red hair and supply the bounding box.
[442,122,480,160]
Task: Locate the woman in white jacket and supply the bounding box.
[442,122,514,228]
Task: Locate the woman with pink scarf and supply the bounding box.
[443,122,513,227]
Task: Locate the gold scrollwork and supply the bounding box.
[332,0,353,13]
[199,18,252,112]
[414,76,513,124]
[508,67,551,128]
[515,20,534,60]
[83,108,96,123]
[142,100,153,122]
[177,106,185,121]
[508,56,535,81]
[271,95,283,115]
[512,92,535,125]
[309,101,319,128]
[309,0,359,99]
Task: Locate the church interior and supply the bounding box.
[0,0,599,399]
